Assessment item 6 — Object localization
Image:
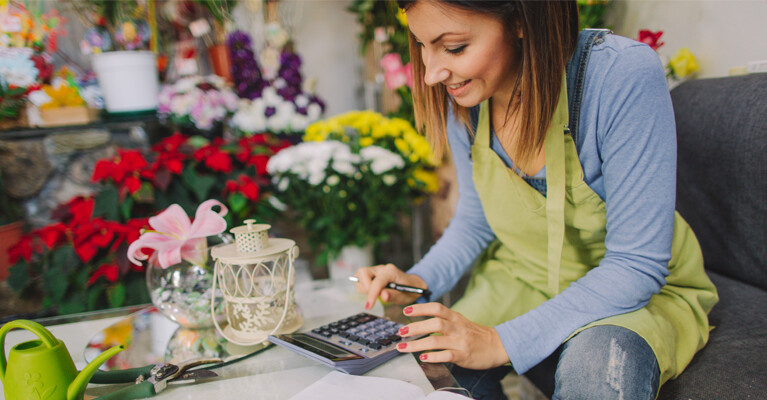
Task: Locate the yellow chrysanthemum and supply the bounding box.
[413,168,439,193]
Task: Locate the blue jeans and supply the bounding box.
[450,325,660,400]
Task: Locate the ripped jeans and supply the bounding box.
[450,325,660,400]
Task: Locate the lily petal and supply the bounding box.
[189,199,228,239]
[149,204,192,240]
[127,232,185,268]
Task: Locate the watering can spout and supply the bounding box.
[67,345,124,400]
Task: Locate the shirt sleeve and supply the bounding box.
[495,43,677,374]
[407,109,496,300]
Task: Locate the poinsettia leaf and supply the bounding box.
[133,182,155,203]
[50,245,78,276]
[182,168,216,202]
[93,185,119,221]
[7,261,29,293]
[120,196,134,220]
[228,192,247,214]
[59,292,87,314]
[108,282,126,307]
[88,285,104,310]
[43,266,68,303]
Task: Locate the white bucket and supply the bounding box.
[92,51,159,113]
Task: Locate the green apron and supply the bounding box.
[451,77,718,385]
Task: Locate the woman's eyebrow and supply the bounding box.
[412,32,462,44]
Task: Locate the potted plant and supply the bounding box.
[0,167,24,281]
[266,111,438,279]
[67,0,159,114]
[195,0,238,82]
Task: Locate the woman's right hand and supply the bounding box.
[353,263,429,309]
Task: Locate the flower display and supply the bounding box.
[267,111,438,268]
[636,30,665,51]
[226,29,325,138]
[128,200,228,269]
[0,47,38,88]
[8,132,289,314]
[157,75,239,131]
[667,48,699,80]
[231,85,324,136]
[0,3,67,53]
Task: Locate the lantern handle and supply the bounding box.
[244,219,257,230]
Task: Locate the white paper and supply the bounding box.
[289,371,469,400]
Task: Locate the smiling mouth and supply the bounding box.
[447,80,471,90]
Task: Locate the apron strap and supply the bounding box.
[544,76,570,295]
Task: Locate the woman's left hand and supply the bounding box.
[395,302,510,370]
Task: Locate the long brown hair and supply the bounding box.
[398,1,579,170]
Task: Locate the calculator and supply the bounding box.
[268,312,419,375]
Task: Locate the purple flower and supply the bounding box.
[265,106,276,117]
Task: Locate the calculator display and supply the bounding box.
[279,333,363,361]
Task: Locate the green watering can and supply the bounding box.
[0,319,124,400]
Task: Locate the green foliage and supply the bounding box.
[577,0,612,30]
[0,79,27,122]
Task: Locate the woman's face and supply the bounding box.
[406,2,518,108]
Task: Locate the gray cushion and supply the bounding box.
[658,272,767,399]
[671,74,767,291]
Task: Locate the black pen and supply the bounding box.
[348,276,431,297]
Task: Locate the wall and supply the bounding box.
[608,0,767,78]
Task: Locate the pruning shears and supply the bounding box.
[89,358,222,400]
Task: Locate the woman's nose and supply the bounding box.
[422,53,449,87]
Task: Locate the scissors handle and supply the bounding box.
[93,381,156,400]
[90,365,156,384]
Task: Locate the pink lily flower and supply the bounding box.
[127,199,228,269]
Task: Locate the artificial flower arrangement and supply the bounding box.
[127,199,229,327]
[68,0,152,54]
[157,75,239,134]
[228,30,325,139]
[6,132,289,315]
[267,110,438,268]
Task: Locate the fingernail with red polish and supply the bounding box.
[399,326,409,335]
[397,343,407,350]
[420,354,428,361]
[403,306,413,314]
[365,301,369,310]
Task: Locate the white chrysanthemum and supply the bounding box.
[295,95,309,108]
[307,103,322,120]
[383,174,397,186]
[327,175,340,186]
[360,146,405,174]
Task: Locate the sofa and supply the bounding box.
[657,73,767,398]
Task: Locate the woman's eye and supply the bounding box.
[415,41,424,48]
[445,45,467,55]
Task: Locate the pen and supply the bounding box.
[348,276,431,297]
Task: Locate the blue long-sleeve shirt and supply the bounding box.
[408,34,677,374]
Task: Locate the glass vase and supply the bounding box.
[145,248,224,328]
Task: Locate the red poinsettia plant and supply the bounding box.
[7,132,290,314]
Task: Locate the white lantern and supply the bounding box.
[210,219,303,346]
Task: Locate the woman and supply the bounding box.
[353,1,717,399]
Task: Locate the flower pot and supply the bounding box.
[0,221,23,281]
[145,247,224,328]
[208,44,233,83]
[92,51,159,114]
[328,244,374,281]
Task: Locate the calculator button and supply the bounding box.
[356,338,371,346]
[377,338,392,346]
[338,331,350,338]
[387,334,402,342]
[368,342,383,350]
[348,334,361,342]
[348,321,360,327]
[339,324,350,330]
[319,330,332,338]
[311,328,322,334]
[330,328,340,334]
